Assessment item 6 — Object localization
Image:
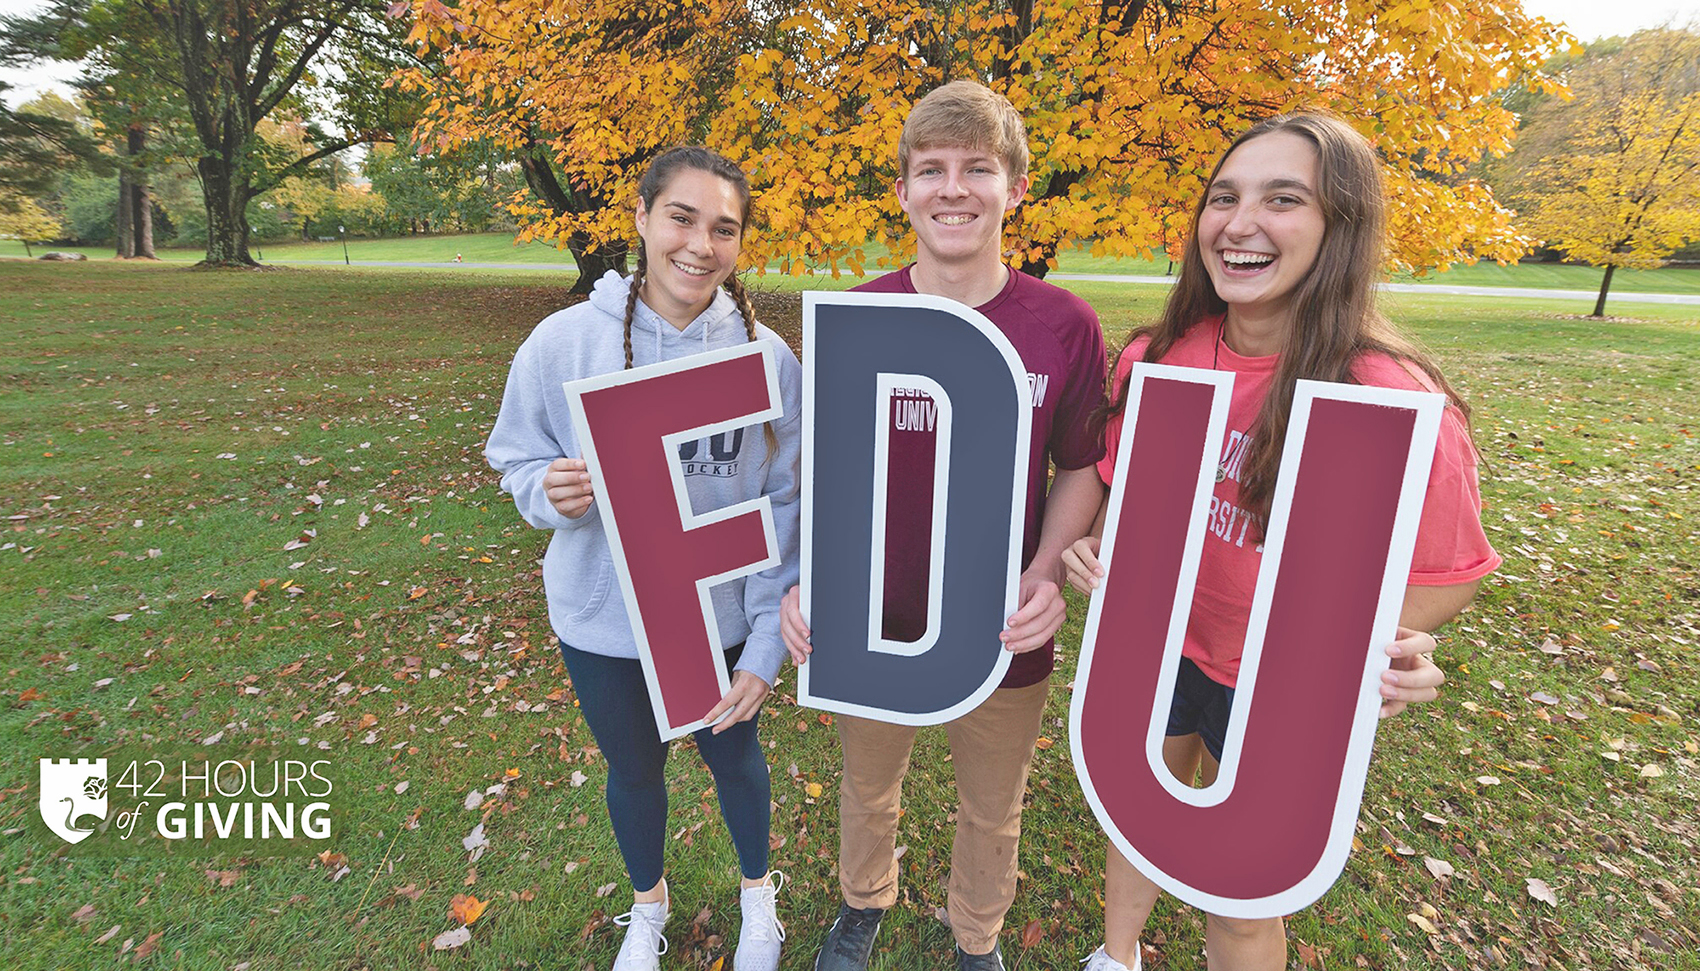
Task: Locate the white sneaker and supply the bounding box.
[734,870,787,971]
[612,893,669,971]
[1081,943,1141,971]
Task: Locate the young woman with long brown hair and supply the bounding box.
[1065,112,1500,970]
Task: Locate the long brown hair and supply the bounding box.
[1104,112,1471,536]
[623,145,776,457]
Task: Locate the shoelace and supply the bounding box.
[830,909,879,957]
[613,906,669,957]
[744,870,787,944]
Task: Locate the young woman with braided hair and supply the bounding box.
[486,146,801,971]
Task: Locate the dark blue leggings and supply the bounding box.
[560,642,771,891]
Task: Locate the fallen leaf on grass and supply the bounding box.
[449,894,489,926]
[1637,928,1675,954]
[570,771,588,788]
[1422,857,1455,879]
[394,884,424,901]
[1526,877,1558,907]
[1475,776,1501,787]
[134,931,163,959]
[1407,913,1439,935]
[1020,918,1044,948]
[95,925,121,944]
[431,927,472,951]
[1033,737,1054,751]
[805,782,823,799]
[595,883,616,898]
[464,789,484,810]
[204,869,241,888]
[71,903,96,923]
[463,823,489,862]
[1640,764,1665,778]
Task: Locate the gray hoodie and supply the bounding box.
[485,271,802,685]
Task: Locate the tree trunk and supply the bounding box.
[566,234,629,294]
[199,156,257,267]
[116,169,135,258]
[1592,264,1616,317]
[134,187,154,258]
[1015,238,1056,279]
[518,149,631,293]
[129,126,155,259]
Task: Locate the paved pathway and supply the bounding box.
[19,254,1698,306]
[284,260,1700,307]
[1044,272,1700,306]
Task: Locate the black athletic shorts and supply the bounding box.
[1164,655,1236,762]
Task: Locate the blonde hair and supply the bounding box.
[898,80,1029,180]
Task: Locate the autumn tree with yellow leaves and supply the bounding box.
[1507,27,1700,317]
[399,0,1568,290]
[0,191,61,257]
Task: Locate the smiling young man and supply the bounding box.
[780,80,1108,971]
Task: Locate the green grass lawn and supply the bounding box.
[1,262,1696,970]
[6,233,1698,297]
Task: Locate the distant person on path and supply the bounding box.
[486,146,801,971]
[1062,111,1501,971]
[781,80,1108,971]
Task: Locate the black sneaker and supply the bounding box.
[814,903,885,971]
[955,942,1006,971]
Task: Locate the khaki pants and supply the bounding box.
[835,680,1049,954]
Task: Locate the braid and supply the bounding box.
[726,274,780,462]
[726,273,758,344]
[623,245,645,370]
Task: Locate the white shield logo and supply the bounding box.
[40,759,108,845]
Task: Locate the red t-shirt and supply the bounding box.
[1099,317,1501,688]
[854,266,1107,688]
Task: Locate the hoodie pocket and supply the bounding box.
[564,563,614,625]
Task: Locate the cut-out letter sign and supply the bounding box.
[564,343,783,741]
[797,292,1030,725]
[1070,365,1443,918]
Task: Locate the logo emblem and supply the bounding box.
[40,759,108,845]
